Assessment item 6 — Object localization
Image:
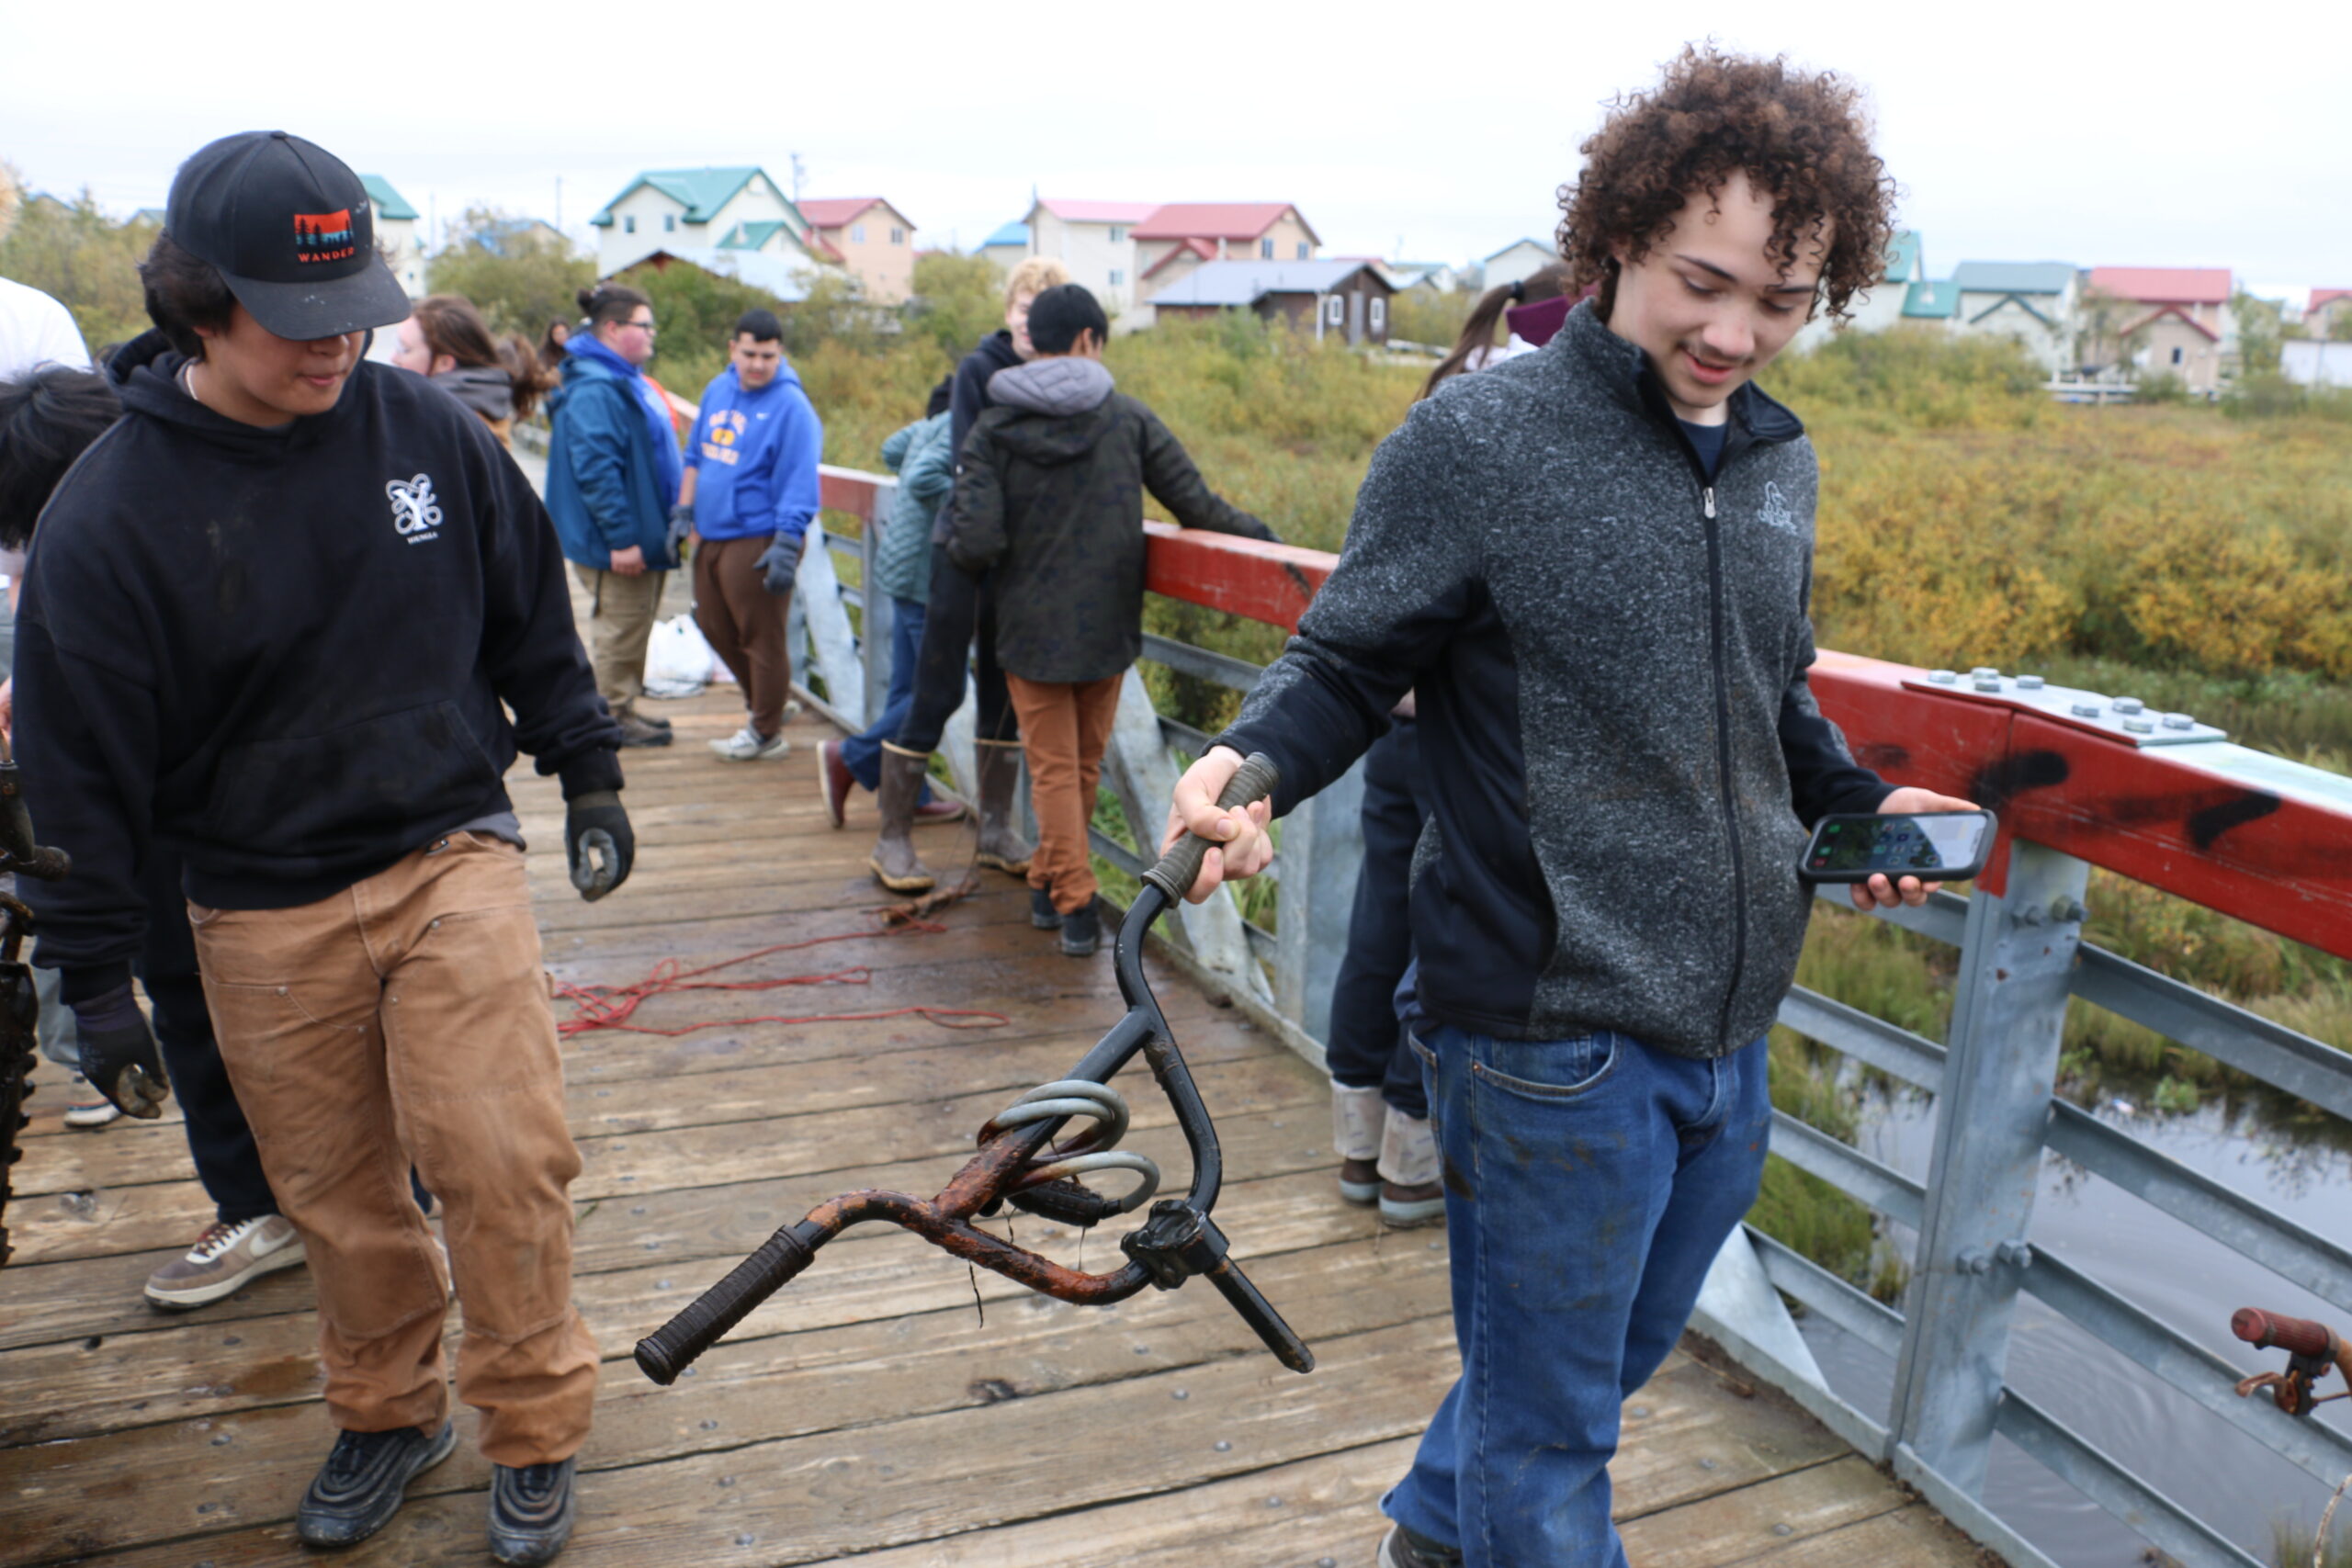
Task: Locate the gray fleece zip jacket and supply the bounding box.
[1217,300,1890,1057]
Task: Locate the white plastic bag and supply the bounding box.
[641,614,731,697]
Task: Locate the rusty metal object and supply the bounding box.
[2231,1307,2352,1416]
[0,754,74,1269]
[635,754,1315,1383]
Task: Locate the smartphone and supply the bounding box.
[1797,810,1996,884]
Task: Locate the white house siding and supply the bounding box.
[1028,210,1142,323]
[1954,287,2077,374]
[375,215,426,299]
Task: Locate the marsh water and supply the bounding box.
[1798,1084,2352,1567]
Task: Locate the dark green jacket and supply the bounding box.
[948,357,1273,683]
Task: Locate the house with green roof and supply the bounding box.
[1951,260,2080,372]
[1794,230,1925,351]
[590,167,817,276]
[359,175,425,299]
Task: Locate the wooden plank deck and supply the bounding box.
[0,687,1986,1567]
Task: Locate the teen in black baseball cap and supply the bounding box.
[164,130,412,341]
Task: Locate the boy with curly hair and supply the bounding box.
[1160,47,1976,1567]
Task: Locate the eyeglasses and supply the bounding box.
[623,317,657,336]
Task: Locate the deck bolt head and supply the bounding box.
[1773,1523,1794,1536]
[736,1533,756,1547]
[2017,674,2045,690]
[2162,712,2195,729]
[2070,701,2101,717]
[1928,670,1958,684]
[1173,1388,1189,1399]
[1266,1495,1283,1507]
[1970,666,1998,679]
[2123,717,2154,734]
[1973,675,2002,692]
[2112,696,2144,714]
[1997,1239,2035,1269]
[1215,1440,1232,1451]
[1699,1456,1719,1471]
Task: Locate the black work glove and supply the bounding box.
[564,790,635,902]
[754,534,801,596]
[70,980,170,1119]
[666,502,695,557]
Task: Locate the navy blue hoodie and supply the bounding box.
[16,331,621,988]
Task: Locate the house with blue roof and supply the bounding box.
[977,220,1032,275]
[589,167,817,277]
[1951,260,2080,372]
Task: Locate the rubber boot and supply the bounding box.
[972,738,1033,876]
[1333,1083,1385,1207]
[867,743,937,894]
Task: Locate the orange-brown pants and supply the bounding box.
[190,832,597,1465]
[693,535,795,738]
[1006,671,1125,915]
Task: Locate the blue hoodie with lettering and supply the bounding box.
[686,360,823,547]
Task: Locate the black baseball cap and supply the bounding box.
[164,131,413,341]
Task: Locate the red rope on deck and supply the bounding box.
[553,917,1012,1040]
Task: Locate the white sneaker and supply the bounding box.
[144,1215,307,1310]
[708,725,789,761]
[63,1073,122,1129]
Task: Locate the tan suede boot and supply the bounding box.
[868,743,937,894]
[972,738,1033,876]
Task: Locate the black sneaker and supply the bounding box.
[488,1456,577,1565]
[1058,898,1101,957]
[296,1419,457,1547]
[1378,1523,1464,1568]
[1030,888,1062,930]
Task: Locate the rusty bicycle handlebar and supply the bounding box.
[634,753,1314,1385]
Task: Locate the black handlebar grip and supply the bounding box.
[1204,1255,1316,1374]
[1143,752,1280,903]
[2233,1307,2335,1359]
[9,845,70,883]
[635,1226,817,1384]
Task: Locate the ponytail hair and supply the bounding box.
[406,294,557,422]
[1418,262,1577,400]
[577,282,650,330]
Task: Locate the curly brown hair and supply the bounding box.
[1556,46,1896,324]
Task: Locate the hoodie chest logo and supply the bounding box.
[1756,481,1799,536]
[387,473,444,543]
[700,410,748,466]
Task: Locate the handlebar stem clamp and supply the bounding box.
[1121,1200,1227,1292]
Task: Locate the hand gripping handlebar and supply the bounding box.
[634,753,1312,1385]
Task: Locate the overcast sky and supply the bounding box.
[5,0,2341,301]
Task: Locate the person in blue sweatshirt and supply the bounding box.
[677,309,823,761]
[544,282,683,749]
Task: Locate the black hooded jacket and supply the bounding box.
[948,356,1274,683]
[16,331,620,990]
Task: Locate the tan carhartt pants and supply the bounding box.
[191,832,597,1465]
[571,562,668,720]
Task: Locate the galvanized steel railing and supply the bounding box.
[789,465,2352,1568]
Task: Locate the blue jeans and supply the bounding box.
[1384,1024,1771,1566]
[840,594,932,803]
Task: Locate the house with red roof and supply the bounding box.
[1130,204,1320,319]
[2309,289,2352,340]
[2081,267,2234,393]
[1020,198,1161,319]
[796,198,918,303]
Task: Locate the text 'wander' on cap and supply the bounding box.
[166,130,413,341]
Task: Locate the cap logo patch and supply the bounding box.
[294,209,356,264]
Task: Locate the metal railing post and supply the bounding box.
[1271,760,1366,1044]
[1886,838,2090,1495]
[859,511,892,725]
